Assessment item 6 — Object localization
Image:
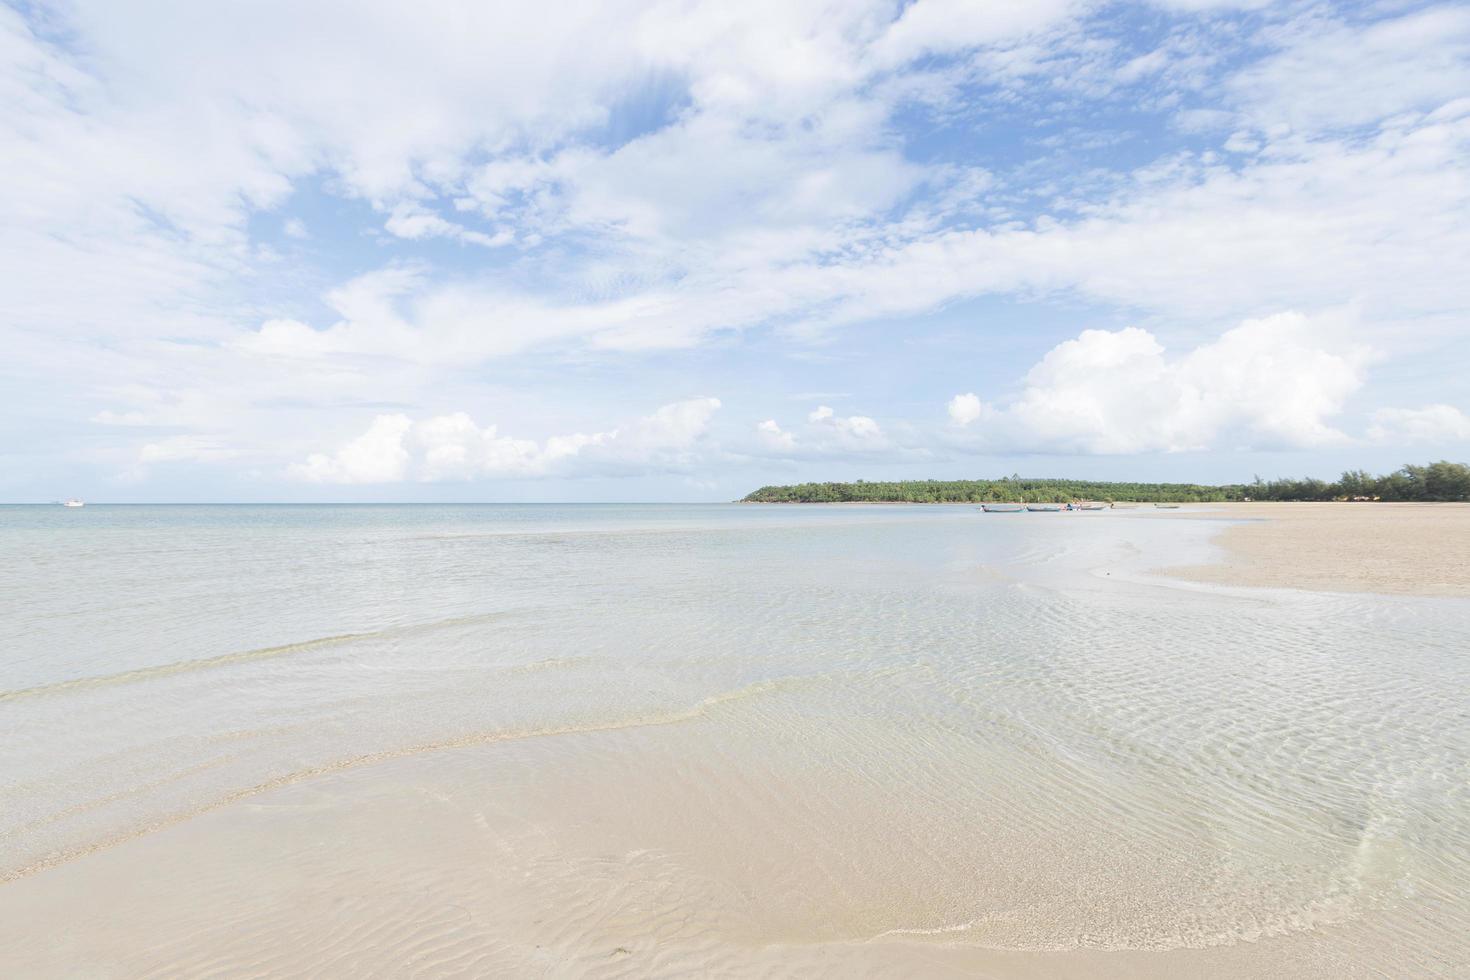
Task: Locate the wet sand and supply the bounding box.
[1166,502,1470,597]
[0,718,1402,979]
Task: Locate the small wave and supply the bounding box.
[0,632,373,703]
[868,919,986,940]
[0,608,541,703]
[0,673,811,883]
[860,878,1378,954]
[501,656,596,676]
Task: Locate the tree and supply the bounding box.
[739,461,1470,503]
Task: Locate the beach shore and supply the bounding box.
[1165,501,1470,597]
[3,503,1467,978]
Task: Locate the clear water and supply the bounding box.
[1,504,1467,971]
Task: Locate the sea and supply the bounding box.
[1,503,1466,976]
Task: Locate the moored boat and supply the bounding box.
[980,503,1024,513]
[1026,503,1063,512]
[1077,503,1107,510]
[1153,503,1181,509]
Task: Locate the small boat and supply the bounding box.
[980,503,1024,513]
[1077,503,1107,511]
[62,499,85,508]
[1026,503,1063,512]
[1153,503,1181,509]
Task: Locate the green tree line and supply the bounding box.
[740,461,1470,504]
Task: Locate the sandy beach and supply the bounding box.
[3,503,1467,979]
[1166,502,1470,597]
[0,719,1415,980]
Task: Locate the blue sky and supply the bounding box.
[3,0,1468,501]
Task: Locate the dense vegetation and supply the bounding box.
[741,461,1470,504]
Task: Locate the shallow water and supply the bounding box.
[1,504,1467,976]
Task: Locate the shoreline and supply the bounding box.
[1164,502,1470,597]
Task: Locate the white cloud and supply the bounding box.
[15,2,1470,366]
[950,313,1371,454]
[799,103,1470,332]
[809,405,883,442]
[947,392,985,426]
[1367,404,1470,445]
[872,0,1082,66]
[238,263,764,362]
[1147,0,1270,10]
[755,419,797,452]
[293,398,721,483]
[748,405,891,459]
[249,50,1470,370]
[384,203,513,248]
[292,414,414,484]
[1228,6,1470,134]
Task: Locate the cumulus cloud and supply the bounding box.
[808,405,884,444]
[948,313,1371,454]
[755,419,797,452]
[1367,404,1470,445]
[291,416,414,483]
[292,398,720,483]
[749,405,891,458]
[947,392,985,426]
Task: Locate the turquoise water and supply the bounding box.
[2,504,1467,970]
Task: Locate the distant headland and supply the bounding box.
[741,461,1470,504]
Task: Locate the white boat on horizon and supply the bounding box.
[62,499,85,508]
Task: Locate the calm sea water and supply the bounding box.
[2,504,1467,970]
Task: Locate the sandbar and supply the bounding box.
[1166,501,1470,597]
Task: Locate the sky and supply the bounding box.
[3,0,1468,502]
